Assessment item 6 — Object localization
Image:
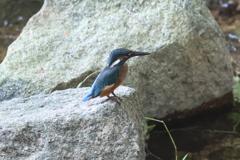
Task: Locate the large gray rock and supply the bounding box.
[0,86,145,160]
[0,0,233,118]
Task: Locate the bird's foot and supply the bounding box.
[111,92,122,101]
[102,96,121,105]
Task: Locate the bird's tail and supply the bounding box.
[82,93,92,102]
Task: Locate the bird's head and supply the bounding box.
[107,48,150,67]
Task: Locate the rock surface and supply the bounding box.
[0,86,145,160]
[0,0,233,118]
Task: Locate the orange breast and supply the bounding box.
[99,63,128,97]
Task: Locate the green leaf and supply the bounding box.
[182,154,188,160]
[233,82,240,100]
[147,124,156,132]
[228,112,240,123]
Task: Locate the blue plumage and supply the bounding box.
[82,48,150,102]
[82,93,92,102]
[82,65,121,101]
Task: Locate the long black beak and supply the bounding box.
[133,51,150,57]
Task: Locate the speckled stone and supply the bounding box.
[0,86,145,160]
[0,0,233,118]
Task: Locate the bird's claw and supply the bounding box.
[101,96,121,105]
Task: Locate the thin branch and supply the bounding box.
[145,143,163,160]
[144,117,178,160]
[77,70,100,88]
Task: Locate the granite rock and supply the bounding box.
[0,0,233,118]
[0,86,145,160]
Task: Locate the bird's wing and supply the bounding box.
[91,66,120,97]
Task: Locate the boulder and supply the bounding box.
[0,86,145,160]
[0,0,233,118]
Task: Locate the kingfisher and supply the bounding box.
[82,48,150,102]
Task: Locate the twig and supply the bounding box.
[77,70,100,88]
[144,117,178,160]
[145,143,163,160]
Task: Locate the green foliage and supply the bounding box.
[228,112,240,132]
[228,112,240,123]
[144,117,189,160]
[182,154,188,160]
[233,77,240,101]
[147,124,156,133]
[208,112,240,134]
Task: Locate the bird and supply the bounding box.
[82,48,150,102]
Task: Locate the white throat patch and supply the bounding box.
[110,59,121,68]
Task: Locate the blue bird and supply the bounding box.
[82,48,150,102]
